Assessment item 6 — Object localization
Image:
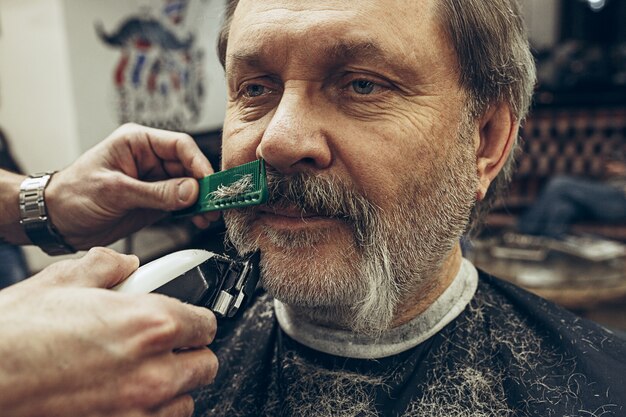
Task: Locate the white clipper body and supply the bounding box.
[114,249,260,318]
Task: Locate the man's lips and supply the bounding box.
[256,206,342,228]
[259,206,320,218]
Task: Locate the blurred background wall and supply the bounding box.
[0,0,226,173]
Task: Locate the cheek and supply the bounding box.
[388,109,464,176]
[221,141,252,170]
[221,114,268,169]
[333,120,444,208]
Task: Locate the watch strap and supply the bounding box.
[20,172,76,256]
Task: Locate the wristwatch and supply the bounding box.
[19,171,76,256]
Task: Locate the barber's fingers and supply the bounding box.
[191,212,221,228]
[115,176,221,225]
[130,295,218,355]
[34,247,139,289]
[162,161,188,179]
[120,177,200,211]
[114,395,194,417]
[150,349,218,399]
[171,349,219,395]
[125,124,214,179]
[149,395,194,417]
[119,349,216,412]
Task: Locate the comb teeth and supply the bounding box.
[174,159,268,217]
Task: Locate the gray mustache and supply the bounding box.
[263,169,373,223]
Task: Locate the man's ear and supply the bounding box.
[475,103,518,200]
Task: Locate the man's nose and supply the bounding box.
[256,91,332,174]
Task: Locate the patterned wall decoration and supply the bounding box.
[96,0,208,130]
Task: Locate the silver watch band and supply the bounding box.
[19,172,75,256]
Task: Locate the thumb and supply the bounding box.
[125,177,199,211]
[36,247,140,289]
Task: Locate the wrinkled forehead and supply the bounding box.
[226,0,454,75]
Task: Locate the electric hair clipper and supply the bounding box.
[114,250,260,318]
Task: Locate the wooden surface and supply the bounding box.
[469,245,626,329]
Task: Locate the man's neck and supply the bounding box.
[274,251,477,359]
[393,244,463,327]
[280,243,465,331]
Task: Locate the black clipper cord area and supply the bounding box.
[152,252,261,318]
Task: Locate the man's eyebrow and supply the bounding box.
[229,49,263,68]
[327,40,388,64]
[228,39,420,81]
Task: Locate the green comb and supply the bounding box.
[175,159,268,216]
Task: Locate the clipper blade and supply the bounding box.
[175,159,268,216]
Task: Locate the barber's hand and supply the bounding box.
[46,123,220,250]
[0,247,218,417]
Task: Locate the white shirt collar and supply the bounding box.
[274,258,478,359]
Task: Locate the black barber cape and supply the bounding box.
[193,271,626,417]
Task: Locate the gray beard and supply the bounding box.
[223,126,477,336]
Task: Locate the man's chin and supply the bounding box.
[257,232,366,308]
[223,209,394,332]
[260,226,338,251]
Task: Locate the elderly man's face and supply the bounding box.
[221,0,478,332]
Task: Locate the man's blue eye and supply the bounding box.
[245,84,266,97]
[351,80,375,95]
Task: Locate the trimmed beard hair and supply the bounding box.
[223,121,477,336]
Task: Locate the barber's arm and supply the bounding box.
[0,124,222,417]
[0,247,218,417]
[0,123,219,251]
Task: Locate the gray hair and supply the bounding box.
[216,0,536,233]
[436,0,536,234]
